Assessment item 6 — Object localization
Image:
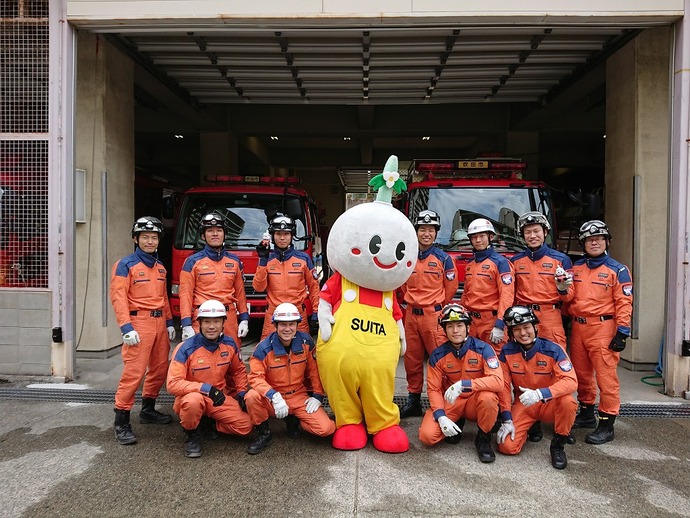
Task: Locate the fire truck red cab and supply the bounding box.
[168,175,324,320]
[400,158,557,297]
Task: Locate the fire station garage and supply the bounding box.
[1,1,689,397]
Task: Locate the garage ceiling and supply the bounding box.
[116,26,637,105]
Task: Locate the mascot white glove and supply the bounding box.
[181,326,195,341]
[518,386,544,407]
[122,330,140,346]
[304,397,322,414]
[271,393,289,419]
[497,420,516,444]
[396,319,406,357]
[437,416,462,438]
[167,326,176,341]
[490,326,504,344]
[318,299,336,342]
[237,320,249,338]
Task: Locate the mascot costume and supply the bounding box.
[317,155,418,453]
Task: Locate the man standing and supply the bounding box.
[459,218,515,352]
[399,210,458,418]
[511,211,572,348]
[565,220,633,444]
[244,302,335,454]
[167,300,253,458]
[179,212,249,345]
[110,216,176,445]
[496,306,578,469]
[253,214,320,339]
[418,304,502,463]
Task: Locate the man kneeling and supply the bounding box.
[167,300,253,457]
[418,304,503,463]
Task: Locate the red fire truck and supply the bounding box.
[399,158,558,296]
[167,175,325,320]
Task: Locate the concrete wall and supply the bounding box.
[606,27,671,368]
[0,290,53,376]
[74,32,135,356]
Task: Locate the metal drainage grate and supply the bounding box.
[0,388,689,418]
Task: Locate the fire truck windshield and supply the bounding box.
[173,192,308,250]
[408,186,554,252]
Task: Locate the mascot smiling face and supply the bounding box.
[327,201,418,292]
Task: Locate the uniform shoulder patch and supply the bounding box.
[558,359,573,372]
[487,357,499,369]
[501,273,513,285]
[446,270,456,281]
[622,284,633,296]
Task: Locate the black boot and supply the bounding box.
[399,393,423,418]
[114,409,137,445]
[184,427,202,458]
[572,403,597,429]
[528,421,543,442]
[139,397,173,424]
[550,434,568,469]
[585,413,616,444]
[444,418,465,445]
[247,421,273,455]
[474,429,496,463]
[285,415,300,439]
[200,415,219,440]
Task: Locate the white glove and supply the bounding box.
[122,330,140,346]
[497,420,516,444]
[318,299,336,342]
[167,326,176,341]
[271,393,289,419]
[518,386,543,407]
[554,266,573,291]
[237,320,249,338]
[444,380,469,404]
[490,326,504,344]
[396,319,406,357]
[437,416,462,438]
[304,397,322,414]
[181,325,195,341]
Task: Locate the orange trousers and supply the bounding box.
[533,306,567,350]
[419,391,498,446]
[497,395,577,455]
[403,309,446,394]
[173,392,253,435]
[467,309,507,353]
[244,388,336,437]
[115,313,169,410]
[260,304,310,340]
[569,318,620,415]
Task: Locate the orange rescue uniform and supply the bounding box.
[497,337,578,455]
[252,245,320,339]
[419,336,502,445]
[245,331,335,437]
[401,246,458,394]
[510,243,573,348]
[562,253,632,415]
[110,248,173,411]
[179,245,249,345]
[166,333,252,435]
[460,247,515,352]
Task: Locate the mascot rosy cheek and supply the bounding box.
[316,155,418,453]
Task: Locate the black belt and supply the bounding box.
[130,310,163,317]
[411,304,443,315]
[574,315,614,324]
[526,302,562,311]
[283,389,301,395]
[467,310,498,319]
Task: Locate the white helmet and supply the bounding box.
[272,302,302,323]
[197,300,227,319]
[467,218,496,236]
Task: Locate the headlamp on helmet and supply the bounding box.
[578,220,611,244]
[131,216,163,237]
[503,305,540,328]
[415,209,441,230]
[200,212,227,233]
[439,304,472,327]
[268,215,296,234]
[517,212,551,234]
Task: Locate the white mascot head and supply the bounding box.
[327,155,418,292]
